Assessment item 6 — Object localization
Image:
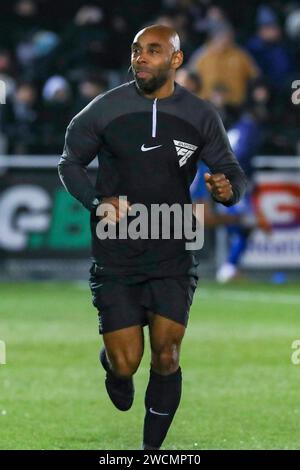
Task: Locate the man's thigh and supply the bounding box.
[145,276,197,368]
[89,274,149,335]
[103,324,145,371]
[143,276,197,329]
[148,312,186,351]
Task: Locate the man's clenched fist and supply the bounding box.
[204,173,233,203]
[97,196,131,224]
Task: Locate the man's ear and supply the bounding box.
[171,50,184,70]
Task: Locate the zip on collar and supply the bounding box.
[152,98,157,138]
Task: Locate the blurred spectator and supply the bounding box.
[191,22,259,106]
[57,6,110,76]
[40,75,73,154]
[176,68,202,95]
[227,78,271,176]
[16,30,60,78]
[154,11,195,60]
[0,49,16,99]
[71,76,108,115]
[246,5,295,91]
[285,5,300,41]
[108,14,131,70]
[209,84,239,129]
[193,5,227,36]
[215,82,272,283]
[1,81,41,154]
[0,1,299,156]
[11,0,40,48]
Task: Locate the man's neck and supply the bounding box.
[142,80,175,100]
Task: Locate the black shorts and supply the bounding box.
[89,264,198,335]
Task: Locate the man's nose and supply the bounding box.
[136,52,147,63]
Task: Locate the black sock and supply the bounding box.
[143,367,182,449]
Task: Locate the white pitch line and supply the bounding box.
[197,289,300,305]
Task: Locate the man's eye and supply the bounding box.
[150,49,158,54]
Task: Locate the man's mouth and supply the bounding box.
[135,69,152,79]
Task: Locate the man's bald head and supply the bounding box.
[131,24,183,96]
[133,24,181,53]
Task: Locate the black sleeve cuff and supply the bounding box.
[82,188,102,212]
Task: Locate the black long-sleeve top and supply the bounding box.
[58,80,247,278]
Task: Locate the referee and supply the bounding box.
[58,24,247,450]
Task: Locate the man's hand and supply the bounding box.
[98,196,131,224]
[204,173,233,203]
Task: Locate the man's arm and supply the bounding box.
[58,102,103,211]
[199,104,247,206]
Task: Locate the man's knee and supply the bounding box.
[107,350,142,378]
[151,344,180,375]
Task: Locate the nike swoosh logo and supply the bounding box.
[141,144,162,152]
[149,408,169,416]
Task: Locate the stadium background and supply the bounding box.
[1,0,300,450]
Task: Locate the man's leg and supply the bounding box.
[90,271,148,410]
[142,313,185,449]
[103,325,144,379]
[100,326,144,411]
[100,325,145,411]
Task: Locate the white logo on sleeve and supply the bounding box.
[173,140,198,167]
[141,144,163,152]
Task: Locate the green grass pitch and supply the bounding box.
[1,280,300,450]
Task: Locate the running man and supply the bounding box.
[58,24,247,449]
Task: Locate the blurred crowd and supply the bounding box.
[0,0,299,156]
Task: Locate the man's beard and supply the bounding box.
[134,69,169,94]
